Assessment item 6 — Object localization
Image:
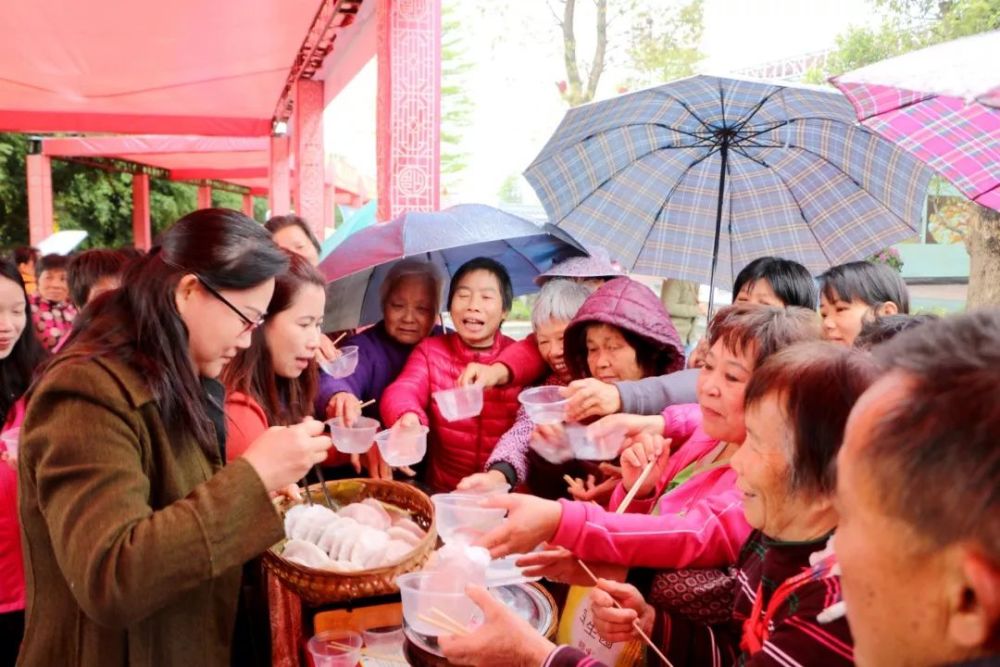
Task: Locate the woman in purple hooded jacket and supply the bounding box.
[464,277,688,501]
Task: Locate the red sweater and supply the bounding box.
[380,332,524,492]
[1,399,26,613]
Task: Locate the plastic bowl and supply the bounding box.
[362,625,405,657]
[518,386,568,424]
[431,493,507,545]
[460,482,511,497]
[396,571,484,638]
[0,428,19,459]
[565,423,628,460]
[319,345,359,379]
[307,630,362,667]
[433,385,483,421]
[374,426,429,467]
[326,416,379,454]
[528,430,574,464]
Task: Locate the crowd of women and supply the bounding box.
[0,208,996,667]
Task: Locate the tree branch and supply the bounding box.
[545,0,563,26]
[562,0,583,98]
[584,0,607,101]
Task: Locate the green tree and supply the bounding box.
[497,173,524,205]
[440,0,475,197]
[809,0,1000,307]
[623,0,704,89]
[1,131,265,250]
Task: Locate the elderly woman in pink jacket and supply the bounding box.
[471,304,822,665]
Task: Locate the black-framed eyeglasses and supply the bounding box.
[196,276,266,334]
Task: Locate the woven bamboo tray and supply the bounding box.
[263,478,436,605]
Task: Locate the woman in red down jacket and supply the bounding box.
[380,257,524,493]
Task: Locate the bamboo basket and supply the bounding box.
[263,478,436,605]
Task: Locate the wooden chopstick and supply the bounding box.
[312,465,335,509]
[417,613,469,637]
[326,641,407,663]
[331,331,348,347]
[616,459,657,515]
[358,398,376,410]
[576,559,674,667]
[563,474,580,488]
[430,607,472,636]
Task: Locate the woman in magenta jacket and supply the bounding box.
[380,257,524,493]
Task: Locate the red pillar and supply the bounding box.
[132,173,152,250]
[27,155,55,245]
[197,184,212,209]
[242,193,254,217]
[269,135,291,216]
[293,79,326,238]
[376,0,441,221]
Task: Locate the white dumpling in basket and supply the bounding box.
[303,507,340,544]
[282,539,335,570]
[283,505,310,538]
[288,504,337,541]
[386,526,421,548]
[392,517,426,540]
[338,502,390,530]
[360,498,393,527]
[349,528,390,568]
[333,522,368,562]
[316,516,355,555]
[381,539,415,566]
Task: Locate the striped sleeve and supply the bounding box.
[743,578,854,667]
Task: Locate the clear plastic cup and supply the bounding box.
[564,423,628,460]
[307,630,362,667]
[319,345,359,379]
[528,428,574,464]
[374,426,428,467]
[518,386,568,424]
[460,482,511,497]
[433,385,483,421]
[1,428,19,460]
[362,625,405,663]
[326,416,380,454]
[396,571,484,638]
[431,493,506,545]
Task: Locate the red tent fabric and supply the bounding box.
[0,0,321,136]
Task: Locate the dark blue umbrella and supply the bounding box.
[318,204,586,331]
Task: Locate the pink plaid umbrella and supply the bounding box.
[832,30,1000,211]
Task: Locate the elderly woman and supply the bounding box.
[440,342,877,667]
[457,279,591,492]
[317,258,443,425]
[471,305,821,665]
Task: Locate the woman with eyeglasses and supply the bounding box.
[15,209,333,667]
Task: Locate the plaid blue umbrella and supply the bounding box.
[525,75,934,309]
[318,204,586,331]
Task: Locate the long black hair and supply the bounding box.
[0,258,48,423]
[222,251,325,426]
[56,209,289,451]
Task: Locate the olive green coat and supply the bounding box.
[17,354,284,666]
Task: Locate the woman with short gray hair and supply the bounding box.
[317,259,443,476]
[458,279,590,491]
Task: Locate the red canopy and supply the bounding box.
[0,0,321,136]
